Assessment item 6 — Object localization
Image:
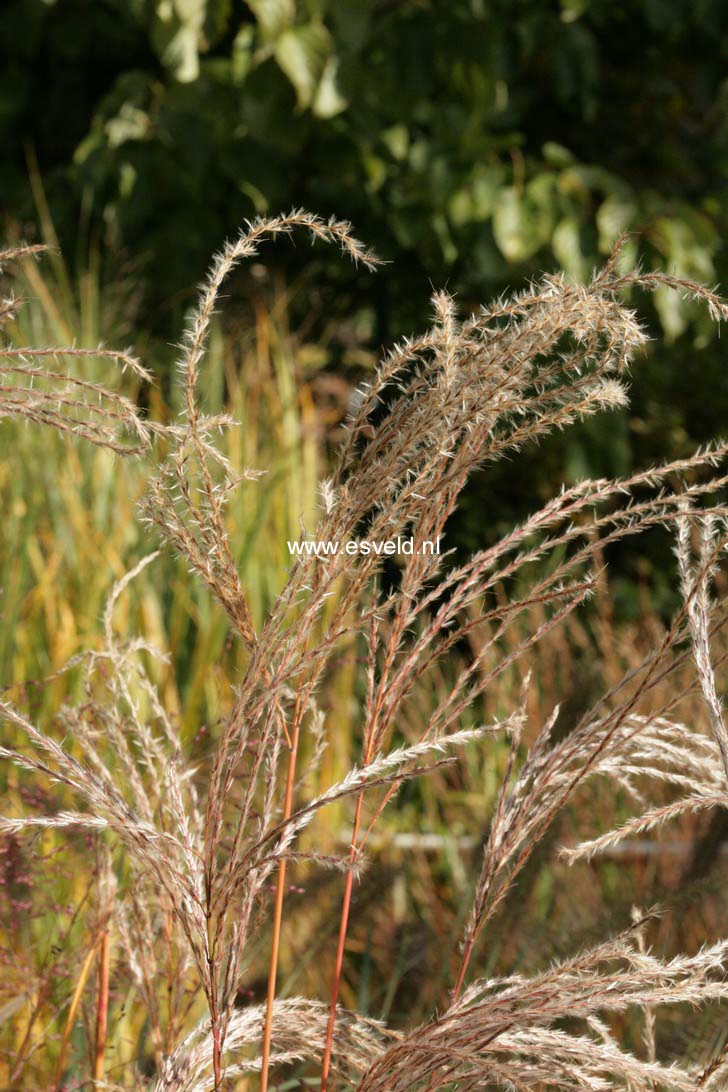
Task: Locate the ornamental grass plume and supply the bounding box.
[2,214,728,1090]
[0,244,152,454]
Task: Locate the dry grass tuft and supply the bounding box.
[2,216,728,1090]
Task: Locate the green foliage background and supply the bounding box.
[2,0,728,587]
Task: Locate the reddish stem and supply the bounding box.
[320,789,365,1092]
[261,710,302,1092]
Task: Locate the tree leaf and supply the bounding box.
[312,54,347,118]
[492,188,528,262]
[153,0,207,82]
[552,216,586,280]
[247,0,296,39]
[274,23,331,110]
[596,193,636,252]
[492,181,553,263]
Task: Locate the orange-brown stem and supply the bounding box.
[260,713,302,1092]
[452,938,473,1003]
[320,788,366,1092]
[211,1023,222,1090]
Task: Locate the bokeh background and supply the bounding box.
[5,1,728,578]
[4,4,728,482]
[3,1,728,1084]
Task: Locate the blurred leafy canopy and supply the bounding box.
[1,0,726,321]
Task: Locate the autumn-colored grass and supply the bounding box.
[2,216,728,1092]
